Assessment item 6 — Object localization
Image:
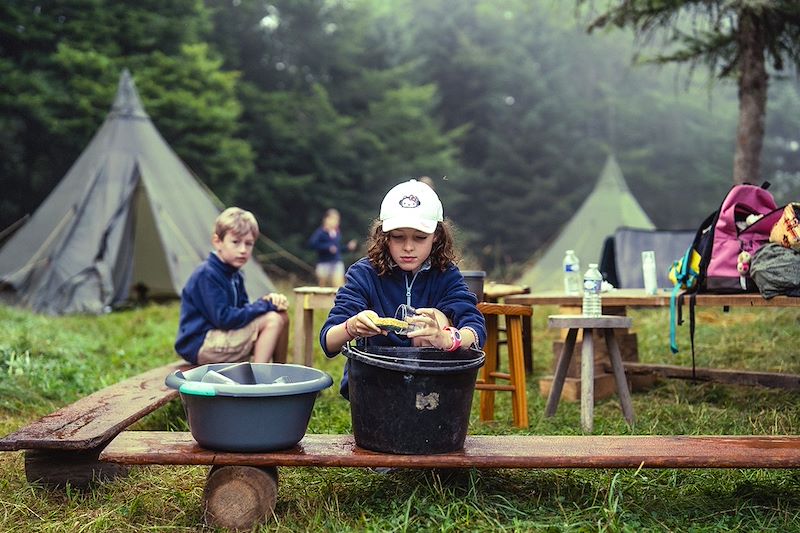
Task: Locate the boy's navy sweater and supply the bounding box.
[174,252,275,364]
[320,257,487,398]
[308,227,342,263]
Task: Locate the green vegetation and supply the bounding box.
[1,301,799,531]
[4,0,800,280]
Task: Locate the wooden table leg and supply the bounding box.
[303,308,314,367]
[522,314,532,373]
[479,313,499,422]
[581,328,595,433]
[507,316,529,428]
[545,328,578,417]
[605,329,636,428]
[292,293,305,365]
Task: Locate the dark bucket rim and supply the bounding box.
[342,343,485,374]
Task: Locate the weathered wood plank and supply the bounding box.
[507,289,800,308]
[477,302,532,317]
[0,361,188,451]
[101,432,800,469]
[618,362,800,390]
[548,315,632,330]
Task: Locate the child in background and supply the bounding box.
[320,179,486,398]
[308,208,357,287]
[175,207,289,365]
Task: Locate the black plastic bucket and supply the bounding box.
[461,270,486,302]
[342,344,485,454]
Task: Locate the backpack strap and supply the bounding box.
[689,292,697,380]
[669,247,697,354]
[669,284,682,353]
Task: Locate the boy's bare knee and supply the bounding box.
[260,310,287,331]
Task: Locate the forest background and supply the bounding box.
[2,0,800,281]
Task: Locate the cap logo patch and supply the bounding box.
[399,195,421,208]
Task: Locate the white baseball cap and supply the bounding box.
[380,179,443,234]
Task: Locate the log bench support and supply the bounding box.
[204,465,278,530]
[24,442,130,489]
[98,431,800,531]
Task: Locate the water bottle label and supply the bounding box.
[584,279,601,292]
[565,264,578,273]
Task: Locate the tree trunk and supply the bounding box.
[733,8,768,185]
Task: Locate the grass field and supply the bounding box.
[1,298,799,532]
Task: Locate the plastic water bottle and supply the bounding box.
[642,251,658,295]
[582,263,602,317]
[563,250,581,296]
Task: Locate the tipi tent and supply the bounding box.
[0,70,274,314]
[517,155,655,291]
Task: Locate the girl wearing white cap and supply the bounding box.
[320,179,486,399]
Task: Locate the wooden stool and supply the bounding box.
[475,302,531,428]
[545,315,635,433]
[483,284,532,372]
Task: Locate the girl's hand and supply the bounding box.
[346,310,385,338]
[407,308,451,349]
[263,293,289,311]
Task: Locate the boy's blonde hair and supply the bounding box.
[214,207,259,240]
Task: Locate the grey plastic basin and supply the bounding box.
[165,362,333,452]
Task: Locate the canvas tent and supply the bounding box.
[0,70,274,314]
[599,227,695,289]
[517,155,655,291]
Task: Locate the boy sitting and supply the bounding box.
[174,207,289,365]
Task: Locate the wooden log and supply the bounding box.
[101,432,800,469]
[24,446,129,489]
[539,374,618,403]
[204,465,278,531]
[618,362,800,390]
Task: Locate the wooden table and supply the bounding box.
[505,289,800,389]
[505,288,800,309]
[292,286,338,366]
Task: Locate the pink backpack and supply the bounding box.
[671,182,783,362]
[700,183,781,292]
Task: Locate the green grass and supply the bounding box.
[1,299,800,532]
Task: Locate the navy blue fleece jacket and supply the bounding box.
[308,227,343,264]
[320,257,487,398]
[174,252,276,364]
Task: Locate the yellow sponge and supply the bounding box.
[371,316,409,332]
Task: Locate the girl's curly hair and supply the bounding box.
[366,219,459,276]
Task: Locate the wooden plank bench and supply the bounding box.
[506,289,800,389]
[98,431,800,529]
[0,360,188,487]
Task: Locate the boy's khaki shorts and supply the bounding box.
[197,321,259,365]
